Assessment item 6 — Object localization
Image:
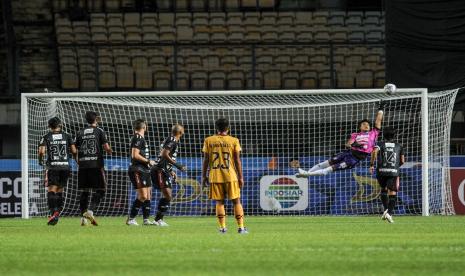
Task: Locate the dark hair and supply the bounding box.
[48,117,62,129]
[357,119,371,129]
[133,119,146,131]
[215,118,229,132]
[85,111,98,124]
[383,127,396,140]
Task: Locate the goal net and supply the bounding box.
[21,89,458,218]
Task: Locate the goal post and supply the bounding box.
[20,88,458,218]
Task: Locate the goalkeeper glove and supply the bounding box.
[351,141,365,149]
[378,100,386,111]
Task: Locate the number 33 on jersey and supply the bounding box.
[202,135,241,183]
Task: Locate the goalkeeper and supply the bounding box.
[297,101,384,177]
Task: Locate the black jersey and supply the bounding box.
[75,126,108,169]
[130,133,150,170]
[376,141,404,177]
[155,136,179,172]
[39,131,74,170]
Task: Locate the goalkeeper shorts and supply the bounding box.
[209,182,241,200]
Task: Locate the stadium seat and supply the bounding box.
[300,71,318,89]
[177,26,194,42]
[108,26,125,43]
[116,65,134,88]
[261,26,278,42]
[73,21,91,43]
[99,65,116,88]
[61,65,79,89]
[258,0,276,8]
[227,70,245,89]
[277,12,294,25]
[346,12,363,26]
[292,54,309,67]
[374,69,385,87]
[80,72,97,90]
[330,27,348,42]
[191,71,208,90]
[159,13,175,42]
[355,69,374,88]
[135,67,153,89]
[209,71,226,89]
[191,0,207,11]
[263,71,281,89]
[364,11,381,26]
[318,70,332,88]
[312,11,329,25]
[176,71,190,90]
[176,13,192,26]
[241,0,257,9]
[225,0,240,10]
[282,71,300,89]
[156,0,172,11]
[153,70,171,90]
[260,12,276,26]
[348,28,365,42]
[336,71,355,88]
[328,11,345,27]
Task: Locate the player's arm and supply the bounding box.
[400,146,405,166]
[201,152,209,186]
[131,147,155,166]
[374,101,385,130]
[38,145,46,166]
[103,143,112,154]
[70,144,78,160]
[369,148,379,174]
[161,148,186,171]
[345,137,355,149]
[233,150,244,188]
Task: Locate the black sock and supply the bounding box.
[142,200,151,220]
[56,192,64,212]
[129,199,143,219]
[380,191,388,210]
[89,190,105,211]
[47,192,56,214]
[79,191,90,215]
[388,195,397,215]
[155,198,170,221]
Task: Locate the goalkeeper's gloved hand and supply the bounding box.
[351,141,364,149]
[378,100,386,111]
[173,162,187,172]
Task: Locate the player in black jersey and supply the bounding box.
[369,127,405,223]
[38,117,77,225]
[127,119,156,226]
[151,124,187,226]
[75,111,112,226]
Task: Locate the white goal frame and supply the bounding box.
[20,88,431,218]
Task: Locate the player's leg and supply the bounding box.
[85,168,107,226]
[155,187,172,226]
[127,170,145,225]
[210,182,227,233]
[47,184,60,225]
[385,177,399,223]
[377,176,389,220]
[229,181,247,234]
[78,169,92,225]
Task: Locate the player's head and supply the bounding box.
[85,111,98,124]
[215,118,229,133]
[133,119,147,132]
[383,127,396,141]
[357,119,371,132]
[172,123,184,137]
[48,117,62,130]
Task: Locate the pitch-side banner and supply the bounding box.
[450,169,465,215]
[0,172,42,217]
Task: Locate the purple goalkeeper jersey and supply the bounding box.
[350,127,380,154]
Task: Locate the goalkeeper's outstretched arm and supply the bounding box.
[375,101,385,129]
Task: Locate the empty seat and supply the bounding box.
[277,12,294,25]
[355,69,374,88]
[135,67,153,89]
[364,11,380,26]
[176,13,191,26]
[258,0,276,8]
[227,70,245,89]
[153,70,171,90]
[300,71,318,89]
[263,71,281,89]
[225,0,240,9]
[73,21,90,43]
[80,72,97,90]
[336,71,355,88]
[191,0,207,11]
[177,26,194,42]
[99,65,116,88]
[312,11,329,25]
[328,11,345,27]
[282,71,299,89]
[261,26,278,42]
[295,12,311,26]
[191,71,208,90]
[116,65,134,88]
[176,71,190,90]
[260,12,276,26]
[346,12,363,26]
[209,71,226,89]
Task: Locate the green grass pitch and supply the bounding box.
[1,216,464,275]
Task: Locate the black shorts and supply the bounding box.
[45,169,70,188]
[377,175,400,192]
[151,168,175,189]
[78,168,107,190]
[129,167,151,190]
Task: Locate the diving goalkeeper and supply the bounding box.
[297,101,385,177]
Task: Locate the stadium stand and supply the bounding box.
[53,9,385,91]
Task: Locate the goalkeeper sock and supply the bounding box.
[233,203,245,228]
[216,204,226,228]
[129,199,143,219]
[56,192,64,212]
[380,191,388,210]
[47,192,56,214]
[388,195,397,215]
[308,167,333,176]
[89,190,105,211]
[308,160,330,172]
[79,191,90,215]
[142,200,151,220]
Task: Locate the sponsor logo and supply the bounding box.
[52,134,63,140]
[260,176,308,211]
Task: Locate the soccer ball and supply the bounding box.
[384,83,397,95]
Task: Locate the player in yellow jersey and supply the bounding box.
[202,118,248,234]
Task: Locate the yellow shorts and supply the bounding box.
[209,181,240,200]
